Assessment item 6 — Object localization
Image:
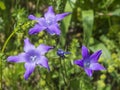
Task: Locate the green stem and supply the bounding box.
[59,58,67,86]
[1,29,18,53]
[36,0,40,13]
[38,68,53,89]
[1,29,18,89]
[0,56,2,89]
[104,0,112,28]
[67,70,83,87]
[63,58,67,77]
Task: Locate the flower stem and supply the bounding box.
[0,54,3,89]
[38,68,53,89]
[1,29,18,53]
[63,58,68,77]
[59,58,67,86]
[1,28,18,89]
[104,0,112,29]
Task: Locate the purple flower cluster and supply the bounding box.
[7,6,71,80]
[7,6,105,80]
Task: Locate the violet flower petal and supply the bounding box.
[90,50,102,63]
[29,24,46,35]
[90,63,105,70]
[24,63,35,80]
[82,46,89,59]
[56,12,71,21]
[37,18,48,27]
[24,38,35,52]
[28,15,47,26]
[28,15,37,20]
[46,28,55,35]
[37,56,50,70]
[85,68,93,77]
[47,24,61,35]
[37,44,53,55]
[7,53,26,63]
[44,6,55,20]
[74,59,84,68]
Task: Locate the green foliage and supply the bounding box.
[0,1,6,10]
[60,0,74,46]
[82,10,94,46]
[0,0,120,90]
[110,8,120,16]
[90,43,111,60]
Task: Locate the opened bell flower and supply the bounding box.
[7,38,53,80]
[74,46,105,77]
[28,6,71,35]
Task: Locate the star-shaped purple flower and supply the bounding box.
[28,6,71,35]
[74,46,105,77]
[7,38,53,80]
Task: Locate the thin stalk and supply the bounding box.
[0,55,3,89]
[36,0,40,13]
[104,0,112,29]
[59,60,61,90]
[59,58,67,86]
[67,70,83,87]
[38,68,53,89]
[1,28,18,89]
[63,58,67,77]
[1,29,17,53]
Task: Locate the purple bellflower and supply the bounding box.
[7,38,53,80]
[28,6,71,35]
[57,49,70,58]
[74,46,105,77]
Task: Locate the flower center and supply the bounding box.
[84,59,90,68]
[46,17,55,26]
[26,50,40,63]
[46,20,52,25]
[30,55,37,62]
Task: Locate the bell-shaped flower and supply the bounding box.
[74,46,105,77]
[7,38,53,80]
[28,6,71,35]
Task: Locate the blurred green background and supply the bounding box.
[0,0,120,90]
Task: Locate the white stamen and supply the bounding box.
[46,17,55,26]
[30,56,37,62]
[84,60,90,68]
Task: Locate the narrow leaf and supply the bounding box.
[82,10,94,46]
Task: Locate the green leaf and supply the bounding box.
[0,1,6,10]
[60,0,76,46]
[90,43,111,60]
[82,10,94,46]
[110,8,120,16]
[62,1,73,35]
[101,0,114,8]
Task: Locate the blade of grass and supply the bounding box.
[82,10,94,47]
